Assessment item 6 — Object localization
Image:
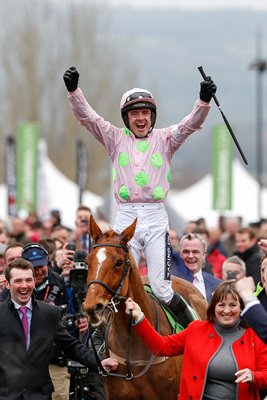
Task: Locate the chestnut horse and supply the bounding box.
[84,216,208,400]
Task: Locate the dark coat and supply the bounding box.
[171,252,221,302]
[202,271,222,302]
[0,270,70,367]
[235,244,261,284]
[241,303,267,345]
[0,297,98,400]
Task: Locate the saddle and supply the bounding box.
[144,284,199,333]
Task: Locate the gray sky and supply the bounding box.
[101,0,267,10]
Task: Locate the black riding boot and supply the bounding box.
[167,292,195,329]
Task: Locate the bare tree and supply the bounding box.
[0,0,137,195]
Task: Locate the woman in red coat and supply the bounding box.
[126,281,267,400]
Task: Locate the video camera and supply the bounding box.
[69,249,88,293]
[61,249,89,334]
[67,360,89,375]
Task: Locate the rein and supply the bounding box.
[88,242,162,380]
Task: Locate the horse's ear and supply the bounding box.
[89,215,103,242]
[120,218,137,245]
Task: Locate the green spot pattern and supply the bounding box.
[135,172,149,187]
[153,186,165,201]
[123,128,131,136]
[151,153,163,168]
[167,169,171,183]
[119,186,129,200]
[118,152,130,167]
[136,140,150,153]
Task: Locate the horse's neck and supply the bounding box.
[127,264,153,320]
[110,256,153,334]
[109,268,158,359]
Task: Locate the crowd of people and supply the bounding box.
[2,208,267,399]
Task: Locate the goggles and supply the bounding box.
[124,92,153,104]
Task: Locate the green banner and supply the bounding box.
[16,122,39,215]
[212,124,233,210]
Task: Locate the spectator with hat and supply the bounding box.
[21,243,68,305]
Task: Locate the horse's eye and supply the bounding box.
[115,259,123,268]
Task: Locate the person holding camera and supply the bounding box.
[70,205,92,252]
[63,65,217,321]
[222,256,246,282]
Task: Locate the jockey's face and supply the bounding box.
[128,108,152,138]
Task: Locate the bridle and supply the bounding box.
[87,242,161,380]
[87,243,131,302]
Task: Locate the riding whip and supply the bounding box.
[198,66,248,165]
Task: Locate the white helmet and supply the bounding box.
[120,88,157,131]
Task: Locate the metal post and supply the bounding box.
[249,31,267,221]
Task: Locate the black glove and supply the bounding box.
[63,66,79,92]
[199,76,217,102]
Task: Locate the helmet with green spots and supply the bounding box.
[120,88,157,132]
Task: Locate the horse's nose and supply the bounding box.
[83,301,105,316]
[83,301,106,326]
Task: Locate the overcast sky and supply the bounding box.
[101,0,267,10]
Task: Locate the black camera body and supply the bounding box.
[67,360,89,375]
[69,249,89,295]
[227,270,237,280]
[69,263,88,290]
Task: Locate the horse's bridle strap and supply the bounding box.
[92,243,129,252]
[108,349,169,366]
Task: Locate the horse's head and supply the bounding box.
[83,215,137,327]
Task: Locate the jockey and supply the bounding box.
[63,67,216,327]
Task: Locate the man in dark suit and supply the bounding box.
[179,233,222,302]
[0,258,117,400]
